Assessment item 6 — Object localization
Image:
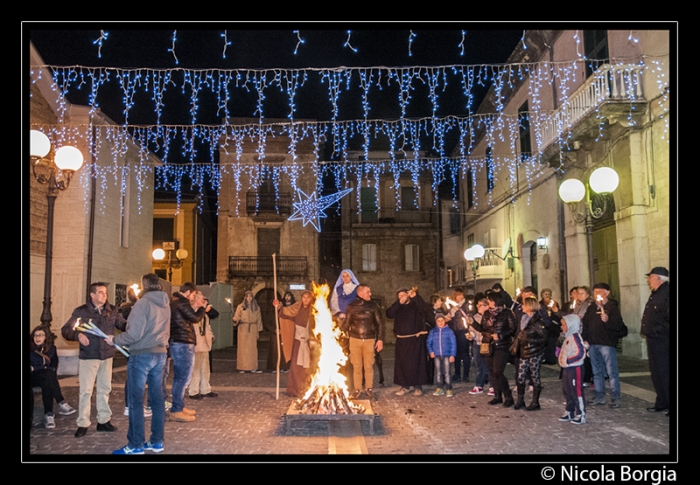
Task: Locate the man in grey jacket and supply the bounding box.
[107,273,170,455]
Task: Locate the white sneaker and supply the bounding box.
[44,413,55,429]
[469,386,483,395]
[144,406,153,417]
[57,402,76,415]
[487,387,495,396]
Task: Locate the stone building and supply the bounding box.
[216,121,322,332]
[448,30,671,358]
[28,42,158,356]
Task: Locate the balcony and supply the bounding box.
[246,191,292,217]
[466,247,505,281]
[536,64,646,152]
[228,256,307,279]
[351,206,434,225]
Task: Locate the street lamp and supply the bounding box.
[464,244,485,293]
[31,130,84,329]
[558,166,619,287]
[152,242,189,282]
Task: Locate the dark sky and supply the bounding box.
[28,25,524,128]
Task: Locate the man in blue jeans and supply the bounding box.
[109,273,170,454]
[168,282,206,422]
[582,282,625,408]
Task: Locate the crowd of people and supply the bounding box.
[28,264,669,452]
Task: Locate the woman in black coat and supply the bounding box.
[471,291,517,407]
[513,297,548,410]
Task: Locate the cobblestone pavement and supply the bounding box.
[24,342,675,461]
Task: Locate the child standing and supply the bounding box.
[558,314,589,424]
[427,314,457,397]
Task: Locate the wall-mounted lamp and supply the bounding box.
[537,236,548,251]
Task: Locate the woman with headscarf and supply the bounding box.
[330,269,360,319]
[274,290,314,397]
[233,291,263,373]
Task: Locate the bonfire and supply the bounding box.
[293,283,365,415]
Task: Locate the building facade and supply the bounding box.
[450,30,671,358]
[29,42,158,348]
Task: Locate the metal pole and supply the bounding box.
[272,253,280,400]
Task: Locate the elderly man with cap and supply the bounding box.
[581,282,625,408]
[641,267,670,416]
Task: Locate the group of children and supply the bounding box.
[426,310,589,424]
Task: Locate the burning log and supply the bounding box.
[293,384,365,415]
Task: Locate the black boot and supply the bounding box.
[502,387,514,408]
[513,383,526,410]
[526,385,541,411]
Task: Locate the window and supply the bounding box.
[401,186,418,210]
[449,207,460,235]
[405,244,419,272]
[467,233,475,248]
[518,101,531,163]
[584,30,609,78]
[486,146,494,192]
[466,169,474,209]
[362,244,377,271]
[360,187,378,223]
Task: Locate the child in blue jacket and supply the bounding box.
[427,313,457,397]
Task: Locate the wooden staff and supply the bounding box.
[272,252,281,400]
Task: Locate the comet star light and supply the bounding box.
[288,188,353,232]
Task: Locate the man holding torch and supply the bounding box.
[62,282,127,438]
[581,282,625,408]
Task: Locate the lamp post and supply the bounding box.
[464,244,485,293]
[152,243,188,282]
[30,130,84,329]
[558,166,619,288]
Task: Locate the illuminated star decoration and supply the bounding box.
[288,188,353,232]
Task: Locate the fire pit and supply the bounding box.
[282,283,378,434]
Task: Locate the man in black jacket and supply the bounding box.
[62,282,127,438]
[168,282,205,422]
[342,285,384,399]
[641,267,670,415]
[582,282,624,408]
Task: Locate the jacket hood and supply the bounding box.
[562,313,581,337]
[141,290,170,309]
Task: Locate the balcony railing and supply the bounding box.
[536,64,646,150]
[352,206,434,224]
[466,247,504,280]
[246,191,292,216]
[228,256,307,278]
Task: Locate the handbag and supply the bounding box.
[479,341,492,356]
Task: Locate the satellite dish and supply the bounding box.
[501,238,512,260]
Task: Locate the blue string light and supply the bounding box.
[168,30,179,65]
[408,30,416,57]
[221,31,232,58]
[293,30,305,55]
[344,30,358,53]
[93,31,108,58]
[459,31,466,56]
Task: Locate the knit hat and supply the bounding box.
[434,313,447,322]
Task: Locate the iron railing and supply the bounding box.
[228,256,307,278]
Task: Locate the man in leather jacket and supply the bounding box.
[342,285,385,399]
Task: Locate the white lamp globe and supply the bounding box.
[589,167,619,194]
[470,244,485,259]
[558,178,586,204]
[54,146,84,172]
[152,248,165,260]
[30,130,51,158]
[176,249,189,260]
[463,248,474,261]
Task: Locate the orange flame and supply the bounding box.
[300,282,349,400]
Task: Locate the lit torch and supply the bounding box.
[130,283,141,298]
[596,294,605,315]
